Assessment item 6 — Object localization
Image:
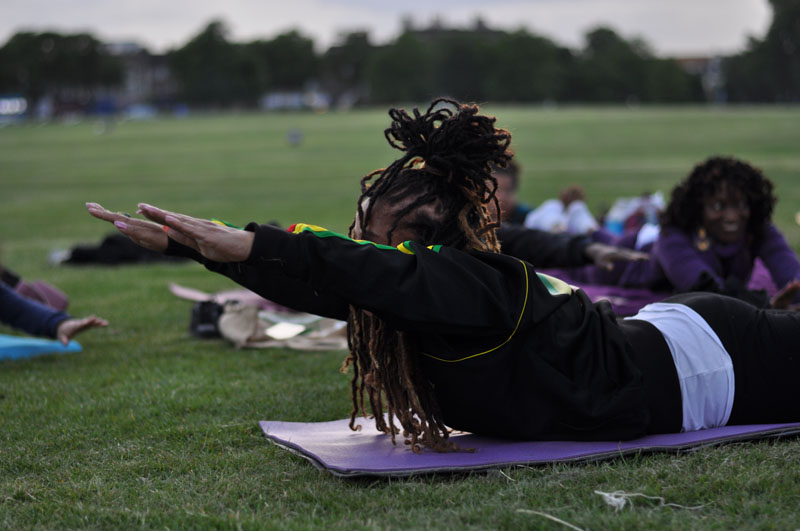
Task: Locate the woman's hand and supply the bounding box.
[137,203,254,262]
[584,243,650,271]
[86,202,172,252]
[56,315,108,345]
[770,279,800,310]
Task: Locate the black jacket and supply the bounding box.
[168,223,679,440]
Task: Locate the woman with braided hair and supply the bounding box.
[87,99,800,452]
[654,156,800,306]
[548,156,800,308]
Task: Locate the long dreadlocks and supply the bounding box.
[343,98,512,452]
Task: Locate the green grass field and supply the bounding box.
[2,106,800,529]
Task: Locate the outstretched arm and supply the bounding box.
[87,202,572,334]
[498,225,589,267]
[1,283,107,343]
[86,202,199,254]
[583,242,649,271]
[87,202,349,319]
[135,203,254,262]
[55,316,108,345]
[88,201,256,264]
[497,224,648,270]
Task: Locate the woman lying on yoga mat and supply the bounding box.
[86,99,800,453]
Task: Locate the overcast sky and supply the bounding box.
[1,0,772,57]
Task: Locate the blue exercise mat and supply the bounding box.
[0,334,82,361]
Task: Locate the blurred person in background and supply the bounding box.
[547,156,800,309]
[0,254,107,345]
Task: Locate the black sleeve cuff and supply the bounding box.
[243,222,293,268]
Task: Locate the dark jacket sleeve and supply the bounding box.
[240,223,568,337]
[497,224,591,268]
[165,227,350,320]
[0,283,69,338]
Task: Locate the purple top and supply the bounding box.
[653,223,800,293]
[553,223,800,297]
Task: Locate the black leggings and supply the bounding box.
[664,292,800,425]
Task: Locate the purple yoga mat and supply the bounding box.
[548,258,778,317]
[259,418,800,477]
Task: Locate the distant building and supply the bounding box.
[259,86,330,111]
[105,42,179,110]
[0,94,27,124]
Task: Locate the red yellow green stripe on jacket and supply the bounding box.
[537,272,574,296]
[288,223,443,254]
[287,223,573,296]
[210,219,243,229]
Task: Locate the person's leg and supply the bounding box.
[665,292,800,425]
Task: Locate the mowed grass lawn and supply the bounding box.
[2,106,800,529]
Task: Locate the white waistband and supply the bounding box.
[627,302,734,432]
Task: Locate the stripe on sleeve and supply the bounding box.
[536,273,574,296]
[289,223,442,254]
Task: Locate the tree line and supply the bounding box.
[1,0,798,111]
